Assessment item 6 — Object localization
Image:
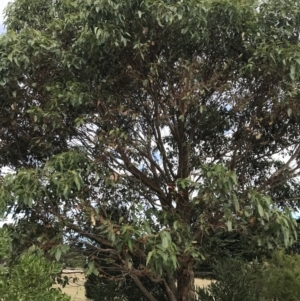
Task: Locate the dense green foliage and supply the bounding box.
[1,0,300,300]
[197,251,300,301]
[0,228,70,301]
[258,251,300,301]
[196,259,260,301]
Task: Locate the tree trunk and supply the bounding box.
[177,256,195,301]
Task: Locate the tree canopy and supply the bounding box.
[1,0,300,300]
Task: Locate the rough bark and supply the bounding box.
[177,257,195,301]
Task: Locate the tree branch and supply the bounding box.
[130,275,159,301]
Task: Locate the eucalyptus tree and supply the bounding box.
[1,0,300,300]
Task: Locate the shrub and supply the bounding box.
[85,274,167,301]
[0,251,70,301]
[258,251,300,301]
[196,258,261,301]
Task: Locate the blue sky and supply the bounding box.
[0,0,9,33]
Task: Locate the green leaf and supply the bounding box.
[162,236,168,249]
[143,221,151,234]
[63,185,69,198]
[267,241,273,249]
[257,238,262,246]
[146,251,153,266]
[290,64,296,80]
[73,174,81,190]
[226,220,232,231]
[127,239,133,252]
[8,53,13,62]
[257,204,264,217]
[55,248,62,261]
[179,115,184,121]
[233,194,240,212]
[170,254,177,268]
[157,249,168,264]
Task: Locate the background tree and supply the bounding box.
[1,0,300,301]
[194,229,272,278]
